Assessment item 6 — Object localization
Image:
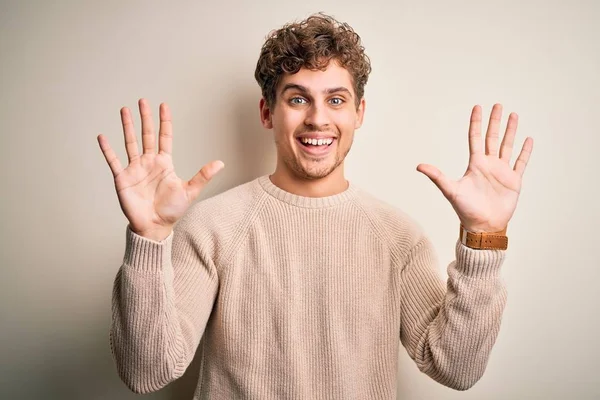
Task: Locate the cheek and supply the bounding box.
[274,111,303,136]
[271,118,295,149]
[335,112,358,135]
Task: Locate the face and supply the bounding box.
[260,61,365,181]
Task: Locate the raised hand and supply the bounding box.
[97,99,224,241]
[417,104,533,233]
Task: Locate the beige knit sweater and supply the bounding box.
[110,175,507,399]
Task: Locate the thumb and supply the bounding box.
[186,160,225,200]
[416,163,455,200]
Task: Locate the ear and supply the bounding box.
[259,98,273,129]
[355,97,366,129]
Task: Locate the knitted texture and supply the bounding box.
[110,175,507,399]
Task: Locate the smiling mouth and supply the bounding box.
[297,137,336,148]
[295,137,337,157]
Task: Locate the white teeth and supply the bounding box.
[300,137,334,146]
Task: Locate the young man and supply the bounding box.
[97,13,533,399]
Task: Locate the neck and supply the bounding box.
[269,164,348,198]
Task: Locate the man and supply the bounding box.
[97,13,533,399]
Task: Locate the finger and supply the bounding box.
[121,107,139,163]
[139,98,156,155]
[186,160,225,200]
[485,103,503,156]
[500,112,518,163]
[416,163,456,200]
[513,137,533,176]
[468,105,483,157]
[159,103,173,155]
[97,134,124,177]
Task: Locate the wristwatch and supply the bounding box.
[459,225,508,250]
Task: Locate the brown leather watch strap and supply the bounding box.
[459,225,508,250]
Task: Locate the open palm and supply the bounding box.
[97,99,224,240]
[417,104,533,233]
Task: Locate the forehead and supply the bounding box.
[278,61,355,95]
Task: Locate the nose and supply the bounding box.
[304,102,330,130]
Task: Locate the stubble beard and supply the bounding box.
[280,138,353,181]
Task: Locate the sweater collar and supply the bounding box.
[257,175,357,208]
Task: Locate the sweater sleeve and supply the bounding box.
[398,236,507,391]
[109,222,219,394]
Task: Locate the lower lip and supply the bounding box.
[296,138,336,156]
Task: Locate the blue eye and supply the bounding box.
[329,98,344,106]
[290,97,307,105]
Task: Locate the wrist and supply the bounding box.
[131,224,174,242]
[460,222,507,233]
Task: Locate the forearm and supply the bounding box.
[109,226,218,394]
[401,239,507,390]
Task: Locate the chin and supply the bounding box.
[299,170,333,180]
[294,160,341,181]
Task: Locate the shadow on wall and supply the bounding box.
[230,86,277,187]
[0,319,169,400]
[186,84,277,203]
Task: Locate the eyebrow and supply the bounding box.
[280,83,353,98]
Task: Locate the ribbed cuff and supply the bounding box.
[122,225,174,272]
[454,240,505,279]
